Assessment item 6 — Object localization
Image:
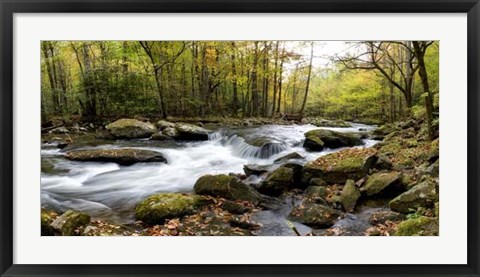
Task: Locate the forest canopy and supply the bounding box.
[41,41,439,126]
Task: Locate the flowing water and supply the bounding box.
[41,123,377,228]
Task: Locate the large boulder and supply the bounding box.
[258,166,294,196]
[162,127,180,138]
[362,171,403,197]
[135,193,207,225]
[389,177,438,213]
[175,123,210,141]
[341,179,361,212]
[302,148,377,184]
[303,129,362,151]
[106,118,156,139]
[65,148,167,165]
[156,120,176,130]
[288,202,343,228]
[394,216,439,236]
[50,210,91,236]
[194,174,261,204]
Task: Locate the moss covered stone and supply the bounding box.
[395,216,439,236]
[341,179,361,212]
[50,210,91,236]
[303,129,362,151]
[194,174,261,204]
[65,148,167,165]
[106,118,156,139]
[135,193,207,225]
[288,202,343,228]
[362,171,403,197]
[302,148,377,184]
[258,167,294,196]
[175,123,210,141]
[41,209,56,236]
[389,177,438,213]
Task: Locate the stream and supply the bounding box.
[41,123,380,235]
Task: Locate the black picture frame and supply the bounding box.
[1,0,479,276]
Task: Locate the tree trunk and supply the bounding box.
[271,41,279,116]
[299,42,314,115]
[231,42,239,117]
[251,42,259,117]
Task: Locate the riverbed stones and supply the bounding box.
[369,210,405,225]
[65,148,167,165]
[303,129,362,151]
[175,123,210,140]
[394,216,439,236]
[288,202,343,228]
[243,164,272,176]
[341,179,361,212]
[150,132,173,141]
[302,148,378,185]
[106,118,156,139]
[362,171,403,197]
[389,177,438,213]
[135,193,207,225]
[194,174,261,204]
[50,210,91,236]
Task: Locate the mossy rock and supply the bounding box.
[303,129,362,151]
[302,148,377,184]
[150,132,173,141]
[274,152,304,163]
[288,202,343,228]
[50,210,91,236]
[105,118,156,139]
[362,171,403,197]
[162,127,180,138]
[135,193,207,225]
[156,120,176,130]
[41,209,57,236]
[389,177,438,213]
[65,148,167,165]
[341,179,361,212]
[258,167,294,196]
[194,174,261,204]
[175,123,210,141]
[394,216,439,236]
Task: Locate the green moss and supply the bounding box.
[341,179,361,212]
[194,174,261,204]
[363,171,402,196]
[135,193,205,225]
[50,210,91,236]
[395,216,438,236]
[41,209,56,236]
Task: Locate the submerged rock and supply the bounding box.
[194,174,261,204]
[135,193,207,225]
[288,202,343,228]
[341,179,361,212]
[389,177,438,213]
[175,123,210,140]
[302,148,377,184]
[50,210,91,236]
[65,148,167,165]
[106,118,156,139]
[394,216,439,236]
[303,129,362,151]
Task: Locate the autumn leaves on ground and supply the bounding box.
[40,41,439,236]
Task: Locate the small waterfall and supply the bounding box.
[208,129,227,141]
[224,135,287,159]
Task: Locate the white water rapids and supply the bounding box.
[41,123,377,224]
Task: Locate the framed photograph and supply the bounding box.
[1,0,479,276]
